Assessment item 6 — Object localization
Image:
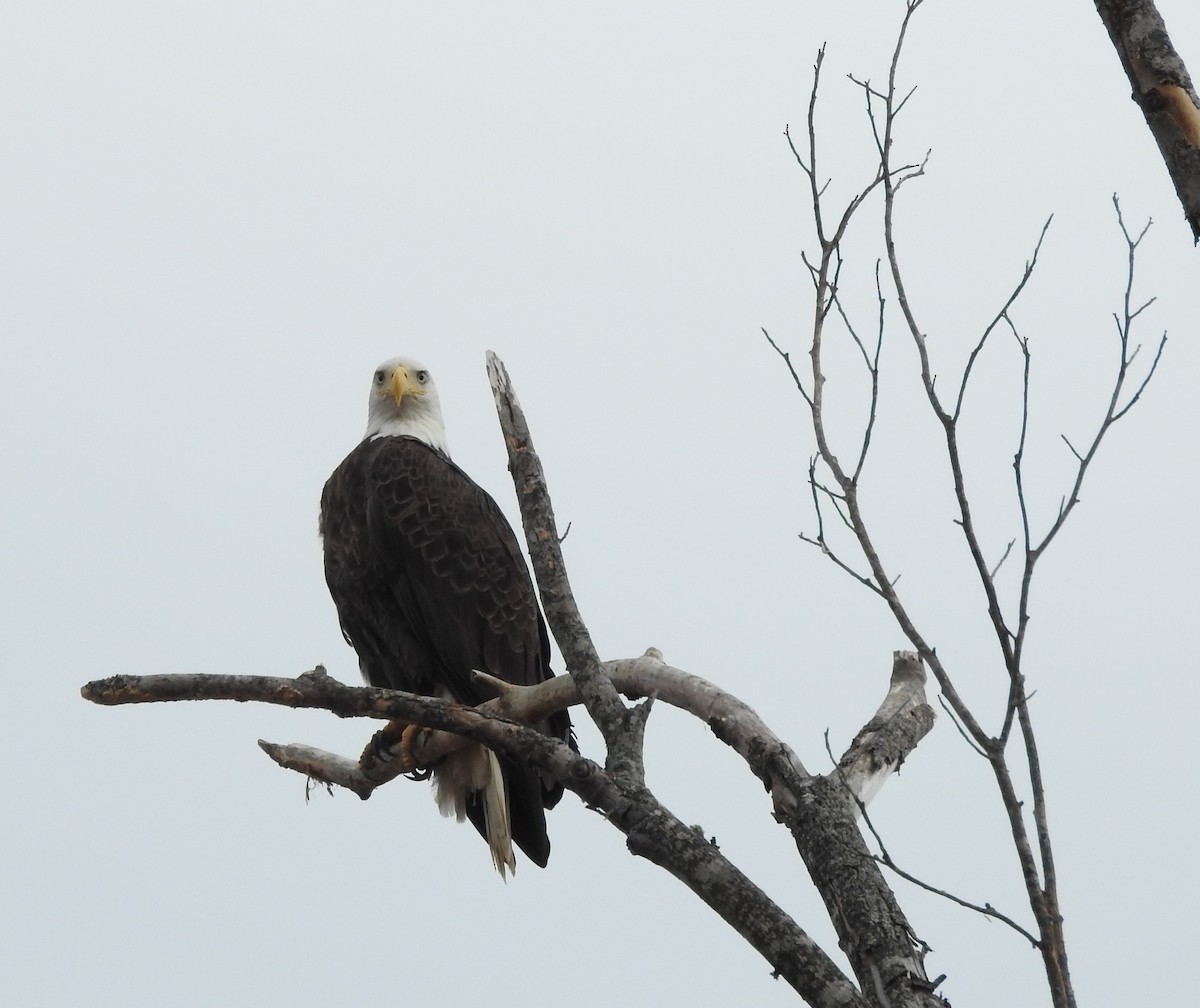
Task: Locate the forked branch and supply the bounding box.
[765,5,1164,1008]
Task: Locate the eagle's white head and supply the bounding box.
[364,356,451,454]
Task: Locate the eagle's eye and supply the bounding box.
[374,370,385,384]
[416,370,429,383]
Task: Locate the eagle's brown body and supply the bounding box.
[321,430,571,870]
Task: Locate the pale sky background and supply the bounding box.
[4,2,1199,1006]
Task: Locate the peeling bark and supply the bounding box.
[837,651,933,809]
[1094,0,1200,239]
[785,774,939,1008]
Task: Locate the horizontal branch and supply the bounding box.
[82,666,393,715]
[82,644,937,1006]
[81,649,933,840]
[82,664,865,1006]
[82,652,815,804]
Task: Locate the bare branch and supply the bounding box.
[953,217,1053,423]
[762,327,814,406]
[936,694,989,758]
[1060,434,1084,463]
[835,651,935,808]
[485,352,635,773]
[257,740,371,797]
[1020,202,1166,568]
[988,538,1017,580]
[870,837,1041,948]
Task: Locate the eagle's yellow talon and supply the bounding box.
[361,718,419,773]
[399,723,425,770]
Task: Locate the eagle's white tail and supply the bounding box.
[433,744,515,880]
[480,749,514,879]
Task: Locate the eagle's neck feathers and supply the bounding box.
[365,412,450,455]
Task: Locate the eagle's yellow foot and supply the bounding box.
[398,722,427,770]
[360,719,433,780]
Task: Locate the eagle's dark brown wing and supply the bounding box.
[320,434,571,866]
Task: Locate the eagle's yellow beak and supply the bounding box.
[387,366,425,406]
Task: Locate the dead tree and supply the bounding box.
[83,4,1166,1007]
[83,356,942,1007]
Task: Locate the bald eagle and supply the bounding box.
[319,357,572,877]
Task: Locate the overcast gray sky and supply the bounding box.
[5,2,1199,1006]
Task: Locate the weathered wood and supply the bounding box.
[1094,0,1200,239]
